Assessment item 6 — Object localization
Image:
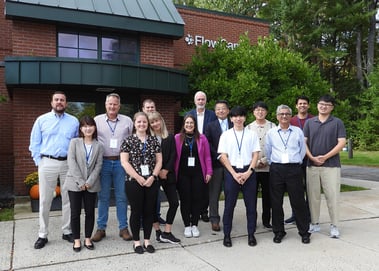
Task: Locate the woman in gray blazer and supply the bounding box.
[64,116,104,252]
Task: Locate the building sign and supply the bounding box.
[184,34,239,49]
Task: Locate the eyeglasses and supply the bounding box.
[277,113,291,116]
[318,102,333,107]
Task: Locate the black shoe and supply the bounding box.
[133,244,144,254]
[273,232,287,243]
[284,216,296,224]
[73,243,81,252]
[248,234,257,246]
[143,244,155,253]
[84,241,95,250]
[34,237,48,249]
[201,213,210,222]
[156,229,162,242]
[263,223,272,229]
[302,234,311,244]
[223,235,232,247]
[160,232,181,244]
[62,233,74,243]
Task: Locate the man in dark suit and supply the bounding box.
[204,100,232,231]
[187,91,217,222]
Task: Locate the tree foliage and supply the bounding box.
[186,35,329,122]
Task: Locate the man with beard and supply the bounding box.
[29,91,79,249]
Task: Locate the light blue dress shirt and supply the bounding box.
[265,125,306,164]
[29,110,79,166]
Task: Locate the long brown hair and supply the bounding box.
[148,111,169,139]
[179,114,200,142]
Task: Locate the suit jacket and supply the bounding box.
[204,118,233,168]
[64,138,104,193]
[187,108,217,132]
[174,133,213,182]
[161,134,176,183]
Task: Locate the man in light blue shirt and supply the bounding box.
[29,91,79,249]
[265,104,310,244]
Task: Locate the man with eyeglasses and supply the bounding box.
[247,101,276,229]
[265,105,311,244]
[284,95,313,225]
[304,94,346,238]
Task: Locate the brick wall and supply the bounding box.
[13,90,51,195]
[175,7,270,68]
[12,21,56,56]
[0,0,13,198]
[140,35,175,68]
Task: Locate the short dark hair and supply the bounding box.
[318,94,336,105]
[215,100,230,109]
[252,101,268,111]
[79,116,97,139]
[230,106,247,117]
[295,95,310,104]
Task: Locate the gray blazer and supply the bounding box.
[64,138,104,193]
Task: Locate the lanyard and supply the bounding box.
[106,119,118,136]
[186,137,194,156]
[84,143,93,165]
[233,128,245,155]
[140,137,147,164]
[278,129,292,150]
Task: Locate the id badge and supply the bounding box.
[110,138,118,149]
[140,165,150,176]
[281,153,289,164]
[188,157,195,167]
[236,157,244,169]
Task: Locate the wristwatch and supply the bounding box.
[152,174,159,181]
[250,168,255,173]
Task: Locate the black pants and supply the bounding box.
[177,169,206,227]
[255,172,271,225]
[68,190,97,239]
[125,179,159,241]
[270,163,309,236]
[153,172,179,225]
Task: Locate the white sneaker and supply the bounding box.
[191,225,200,237]
[308,223,320,233]
[330,224,340,238]
[184,226,192,238]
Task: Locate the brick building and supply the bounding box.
[0,1,269,197]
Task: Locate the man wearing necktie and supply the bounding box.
[204,100,232,231]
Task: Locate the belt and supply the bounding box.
[41,154,67,161]
[103,156,120,160]
[271,162,300,166]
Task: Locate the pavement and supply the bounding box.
[2,165,379,271]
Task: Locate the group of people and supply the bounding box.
[29,90,346,254]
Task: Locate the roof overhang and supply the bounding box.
[5,0,184,39]
[5,57,188,95]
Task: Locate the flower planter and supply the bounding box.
[30,196,62,212]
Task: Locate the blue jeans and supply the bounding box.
[97,159,128,230]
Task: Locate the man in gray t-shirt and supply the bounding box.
[304,94,346,239]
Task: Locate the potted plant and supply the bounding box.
[24,171,62,212]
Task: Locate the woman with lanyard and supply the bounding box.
[64,116,104,252]
[174,114,212,238]
[148,111,181,244]
[120,112,162,254]
[218,106,260,247]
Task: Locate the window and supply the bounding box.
[58,31,138,63]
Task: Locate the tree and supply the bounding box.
[186,34,330,123]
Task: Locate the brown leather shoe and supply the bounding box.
[211,223,221,232]
[119,228,132,241]
[91,229,105,242]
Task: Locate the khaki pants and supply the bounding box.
[38,157,71,238]
[306,167,340,226]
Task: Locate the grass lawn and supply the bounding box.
[340,150,379,167]
[0,208,14,221]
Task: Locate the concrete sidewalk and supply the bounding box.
[2,177,379,271]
